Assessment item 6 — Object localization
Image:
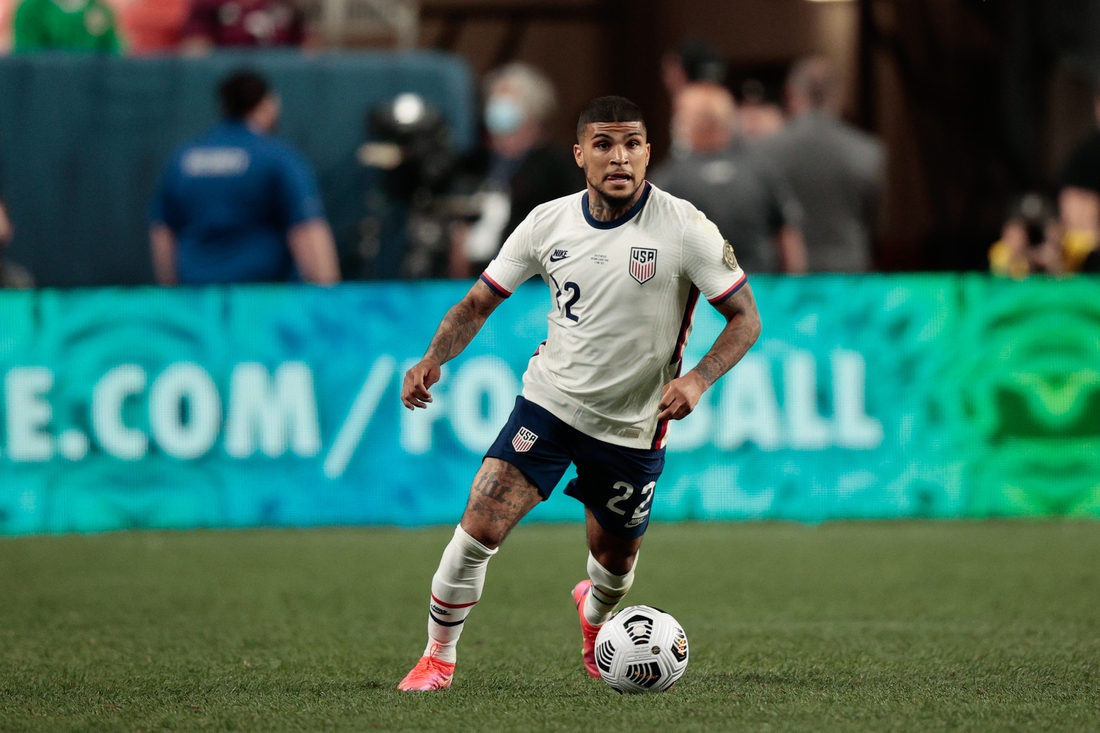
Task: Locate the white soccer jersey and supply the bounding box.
[481,183,747,450]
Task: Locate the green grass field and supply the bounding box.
[1,521,1098,732]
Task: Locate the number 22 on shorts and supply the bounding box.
[607,480,655,528]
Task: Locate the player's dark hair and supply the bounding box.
[219,70,271,121]
[576,96,646,140]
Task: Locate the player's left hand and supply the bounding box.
[657,372,708,421]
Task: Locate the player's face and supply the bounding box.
[574,122,651,206]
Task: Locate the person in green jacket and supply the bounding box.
[13,0,121,54]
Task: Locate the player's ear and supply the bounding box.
[573,143,584,168]
[645,142,651,167]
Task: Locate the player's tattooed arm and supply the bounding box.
[402,279,505,409]
[424,280,504,363]
[657,284,761,421]
[693,285,761,386]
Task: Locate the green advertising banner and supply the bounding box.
[0,275,1097,535]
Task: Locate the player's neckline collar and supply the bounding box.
[581,182,651,230]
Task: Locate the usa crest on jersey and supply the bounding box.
[511,427,539,452]
[629,247,657,284]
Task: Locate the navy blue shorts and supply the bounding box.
[485,396,665,539]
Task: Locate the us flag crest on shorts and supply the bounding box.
[512,427,538,453]
[629,247,657,284]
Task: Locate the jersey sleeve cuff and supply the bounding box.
[479,272,513,298]
[707,273,747,305]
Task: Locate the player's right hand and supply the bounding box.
[402,358,441,410]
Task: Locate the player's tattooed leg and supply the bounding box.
[461,458,542,549]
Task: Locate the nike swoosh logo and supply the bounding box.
[549,254,569,262]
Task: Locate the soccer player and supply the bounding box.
[398,96,761,691]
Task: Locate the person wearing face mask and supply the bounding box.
[451,63,583,278]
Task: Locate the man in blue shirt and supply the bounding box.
[150,70,340,285]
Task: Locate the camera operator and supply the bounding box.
[449,63,582,279]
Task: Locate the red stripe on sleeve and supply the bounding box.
[479,272,512,298]
[707,273,747,305]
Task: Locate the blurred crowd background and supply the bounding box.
[2,0,1100,287]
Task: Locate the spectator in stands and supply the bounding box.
[180,0,305,53]
[450,62,582,278]
[110,0,190,55]
[150,70,340,285]
[757,56,885,272]
[0,199,33,288]
[12,0,121,54]
[651,82,806,275]
[1055,83,1100,273]
[737,78,785,143]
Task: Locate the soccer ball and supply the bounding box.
[594,605,689,693]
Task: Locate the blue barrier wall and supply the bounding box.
[0,52,475,286]
[1,276,1098,535]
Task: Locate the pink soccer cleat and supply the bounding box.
[572,580,602,678]
[397,652,456,691]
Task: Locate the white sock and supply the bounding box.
[584,552,636,626]
[423,524,497,663]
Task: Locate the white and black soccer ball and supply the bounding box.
[594,605,689,693]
